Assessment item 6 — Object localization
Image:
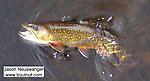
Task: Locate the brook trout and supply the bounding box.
[19,21,129,65]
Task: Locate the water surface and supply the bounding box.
[1,0,150,81]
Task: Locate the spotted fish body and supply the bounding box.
[34,22,98,48]
[19,21,130,65]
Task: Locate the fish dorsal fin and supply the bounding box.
[48,42,64,52]
[78,48,89,58]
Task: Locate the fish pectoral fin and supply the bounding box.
[48,42,64,52]
[78,48,90,58]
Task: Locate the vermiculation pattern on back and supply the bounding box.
[48,24,97,46]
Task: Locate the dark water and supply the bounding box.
[1,0,150,81]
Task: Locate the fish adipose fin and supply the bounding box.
[78,48,89,58]
[48,42,64,52]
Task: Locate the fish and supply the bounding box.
[19,21,130,65]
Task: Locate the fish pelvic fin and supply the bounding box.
[78,48,90,58]
[48,42,64,52]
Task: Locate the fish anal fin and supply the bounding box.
[48,42,64,52]
[78,48,90,58]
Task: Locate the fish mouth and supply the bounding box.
[19,29,32,37]
[18,27,38,41]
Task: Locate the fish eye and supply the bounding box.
[27,24,38,31]
[32,25,38,31]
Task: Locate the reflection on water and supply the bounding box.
[95,54,118,81]
[28,45,59,81]
[18,0,150,81]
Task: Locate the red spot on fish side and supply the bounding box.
[80,40,82,42]
[65,36,67,38]
[85,39,87,41]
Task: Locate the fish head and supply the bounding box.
[19,23,54,44]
